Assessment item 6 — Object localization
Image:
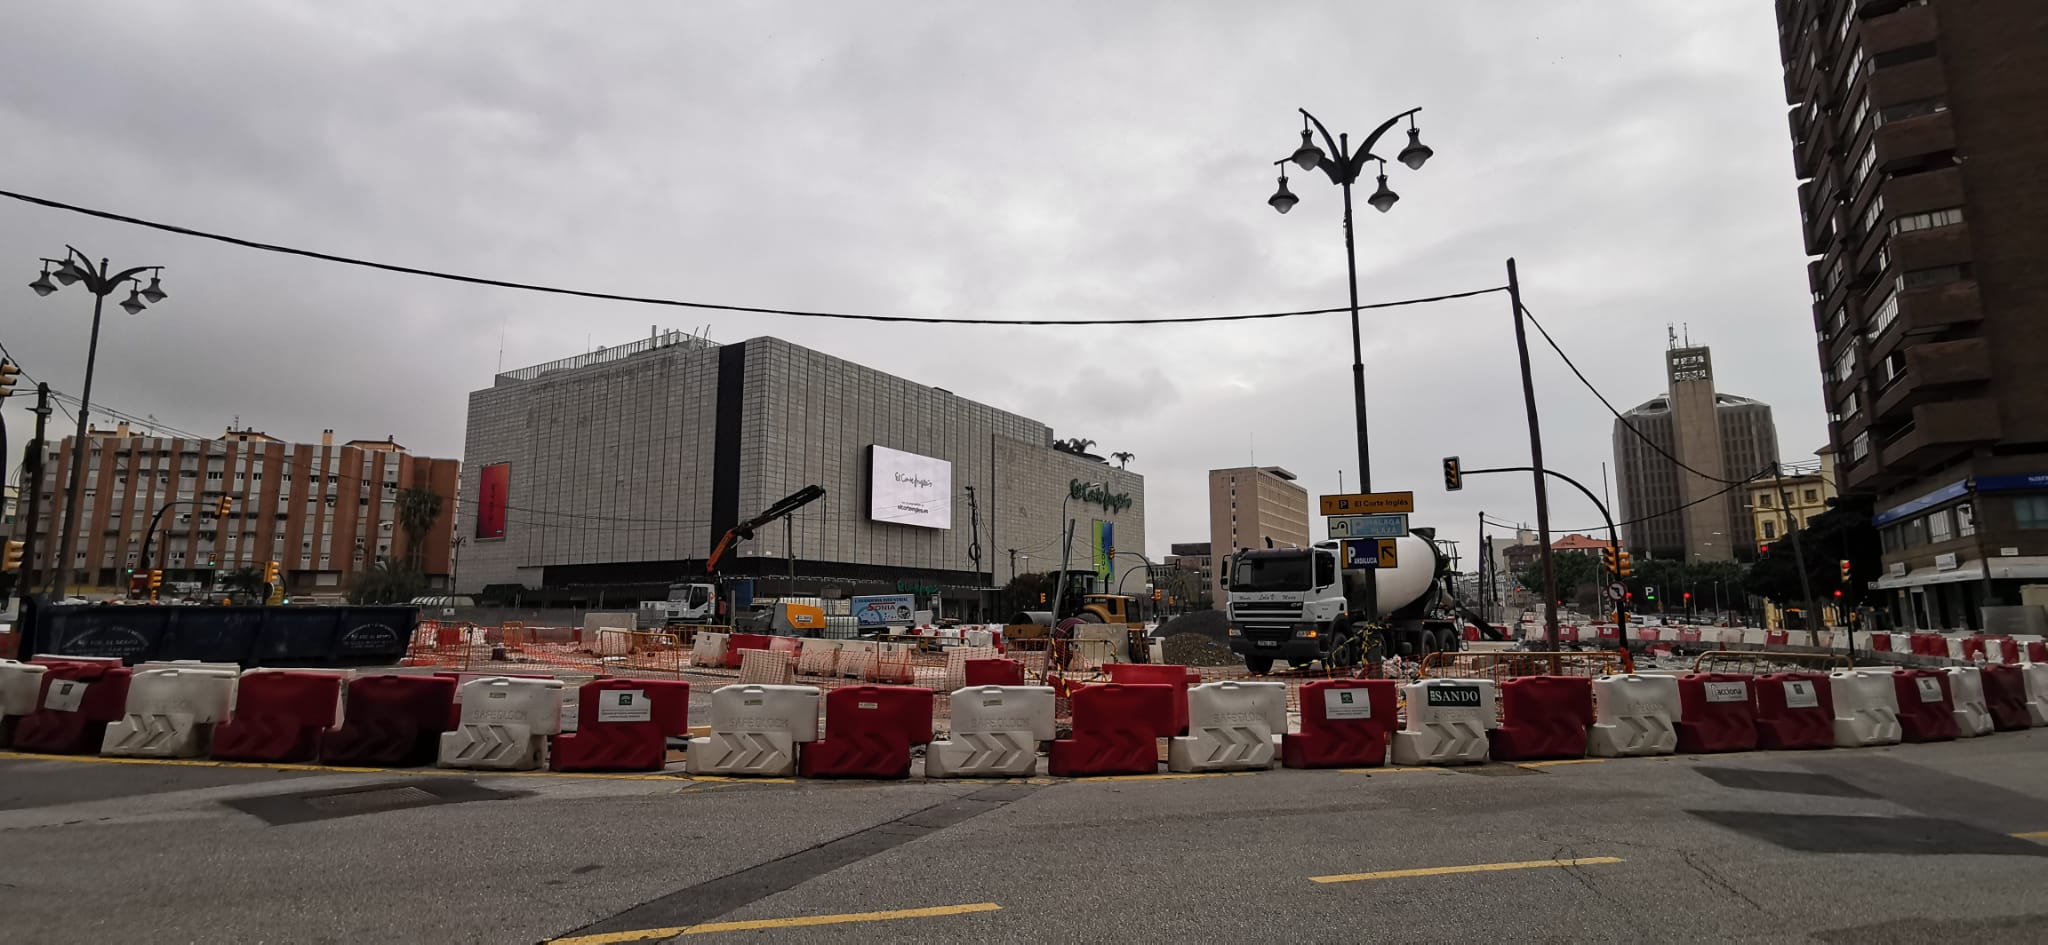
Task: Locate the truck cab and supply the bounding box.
[1225,535,1462,673]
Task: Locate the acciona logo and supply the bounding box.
[1424,685,1482,708]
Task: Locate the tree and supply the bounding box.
[999,571,1057,619]
[219,567,268,601]
[1750,494,1882,613]
[1111,451,1135,469]
[349,556,426,605]
[1515,552,1601,606]
[394,487,445,571]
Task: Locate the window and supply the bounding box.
[1857,194,1885,239]
[1804,489,1819,503]
[1830,392,1861,424]
[1846,95,1870,135]
[1877,96,1948,126]
[1928,509,1953,543]
[1850,140,1878,192]
[1892,207,1963,234]
[1902,264,1971,289]
[1905,515,1929,547]
[1763,521,1778,540]
[1831,347,1859,383]
[2016,497,2048,530]
[1757,493,1774,509]
[1878,350,1908,387]
[1957,502,1976,537]
[1851,431,1871,461]
[1866,287,1900,338]
[1871,42,1937,70]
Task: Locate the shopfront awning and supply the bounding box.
[1875,556,2048,590]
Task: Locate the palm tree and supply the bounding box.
[1071,438,1096,454]
[349,556,426,605]
[220,567,267,601]
[394,487,444,571]
[1111,451,1135,469]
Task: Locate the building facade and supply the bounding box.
[1205,466,1310,608]
[1748,450,1839,549]
[457,332,1146,615]
[1614,345,1781,561]
[11,424,458,595]
[1164,541,1214,610]
[1776,0,2048,629]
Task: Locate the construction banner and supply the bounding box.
[1093,520,1114,584]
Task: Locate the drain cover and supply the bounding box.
[225,779,524,826]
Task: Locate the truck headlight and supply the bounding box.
[1293,629,1319,639]
[1227,627,1241,637]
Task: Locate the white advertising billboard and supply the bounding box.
[869,445,953,529]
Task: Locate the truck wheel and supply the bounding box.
[1244,656,1274,675]
[1328,619,1359,668]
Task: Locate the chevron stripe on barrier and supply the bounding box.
[798,729,913,779]
[1047,727,1156,777]
[439,722,547,770]
[685,730,798,776]
[926,730,1038,777]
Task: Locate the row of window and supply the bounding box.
[1881,501,1979,552]
[1892,206,1963,235]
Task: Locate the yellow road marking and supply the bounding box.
[549,902,1002,943]
[1516,758,1608,769]
[1090,771,1255,782]
[1311,856,1623,884]
[0,751,691,782]
[2013,831,2048,841]
[1338,766,1451,774]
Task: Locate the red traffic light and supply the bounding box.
[1683,592,1692,600]
[1834,589,1844,597]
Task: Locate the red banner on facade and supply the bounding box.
[476,463,509,539]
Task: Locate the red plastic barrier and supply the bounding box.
[318,674,457,766]
[1488,676,1594,761]
[798,685,935,779]
[1765,630,1790,647]
[963,658,1025,687]
[1462,625,1481,642]
[1675,673,1758,753]
[553,679,692,772]
[436,625,463,647]
[1980,665,2032,731]
[211,671,345,763]
[1283,679,1397,769]
[1105,664,1195,736]
[1912,633,1946,657]
[2029,641,2048,663]
[1870,634,1893,653]
[1991,637,2020,665]
[1596,625,1621,645]
[1891,670,1958,742]
[1961,636,1989,662]
[1047,683,1175,777]
[12,662,134,754]
[1678,628,1702,644]
[725,634,773,669]
[1556,626,1580,643]
[1752,672,1834,749]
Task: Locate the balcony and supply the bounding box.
[1883,165,1965,215]
[1874,110,1954,170]
[1891,222,1973,269]
[1868,58,1946,106]
[1899,281,1983,335]
[1872,337,1992,421]
[1862,2,1938,56]
[1878,400,2002,469]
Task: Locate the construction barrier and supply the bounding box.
[1740,629,1769,647]
[1870,634,1893,653]
[13,661,134,755]
[798,685,935,779]
[320,674,457,766]
[101,665,238,758]
[942,646,1002,691]
[1692,650,1851,676]
[1168,681,1285,773]
[1391,678,1496,766]
[211,670,346,763]
[793,639,843,676]
[1106,664,1196,736]
[1978,665,2034,732]
[2021,663,2048,727]
[1047,683,1175,777]
[1588,674,1680,757]
[2028,641,2048,664]
[1419,650,1631,682]
[1677,628,1702,645]
[0,659,50,748]
[963,658,1026,688]
[926,685,1055,778]
[725,633,772,669]
[738,649,796,685]
[864,643,917,684]
[686,684,819,777]
[1753,672,1835,750]
[1282,679,1397,768]
[1828,670,1902,747]
[438,676,564,771]
[1891,670,1958,743]
[1487,676,1593,762]
[691,632,730,670]
[1944,667,1994,737]
[1675,673,1758,754]
[553,679,692,772]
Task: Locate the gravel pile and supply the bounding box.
[1161,632,1238,666]
[1155,610,1229,641]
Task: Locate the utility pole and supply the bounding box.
[1008,548,1018,583]
[12,384,51,605]
[1774,465,1821,646]
[1506,258,1559,647]
[965,485,984,622]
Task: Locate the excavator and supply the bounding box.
[651,485,826,629]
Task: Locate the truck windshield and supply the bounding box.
[1231,554,1313,591]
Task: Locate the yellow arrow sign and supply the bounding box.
[1377,538,1398,568]
[1320,492,1415,516]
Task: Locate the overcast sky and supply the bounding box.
[1,1,1821,562]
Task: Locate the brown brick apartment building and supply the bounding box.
[15,425,458,597]
[1776,0,2048,628]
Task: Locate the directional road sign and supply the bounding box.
[1327,513,1409,540]
[1320,491,1415,516]
[1339,538,1399,569]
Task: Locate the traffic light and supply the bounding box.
[1151,588,1162,601]
[1442,456,1462,492]
[263,560,281,584]
[1617,551,1633,578]
[0,359,19,399]
[2,540,22,571]
[214,496,231,518]
[1838,559,1851,584]
[1683,591,1692,601]
[1039,592,1047,605]
[1602,548,1618,575]
[1834,589,1844,598]
[148,568,164,602]
[1758,542,1770,558]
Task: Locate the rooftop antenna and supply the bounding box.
[1684,322,1692,347]
[496,321,506,373]
[1667,323,1677,349]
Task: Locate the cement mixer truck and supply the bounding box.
[1224,532,1466,673]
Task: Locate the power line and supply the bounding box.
[1,187,1507,326]
[1517,302,1761,487]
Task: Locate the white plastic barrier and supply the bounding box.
[738,648,795,685]
[964,628,996,648]
[1948,636,1970,661]
[1740,629,1769,647]
[591,627,634,658]
[942,646,1001,691]
[1829,670,1903,747]
[796,639,843,676]
[1,659,50,721]
[685,684,820,776]
[1168,681,1286,772]
[2020,663,2048,727]
[1945,667,1994,737]
[101,666,239,758]
[438,676,565,770]
[1391,679,1497,766]
[925,685,1055,778]
[691,631,729,669]
[1588,674,1681,757]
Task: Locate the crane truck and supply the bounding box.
[1224,531,1477,674]
[647,485,826,627]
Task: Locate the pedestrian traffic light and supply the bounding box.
[1757,542,1770,558]
[0,359,19,399]
[1838,559,1851,583]
[1442,456,1462,492]
[214,496,231,518]
[1617,552,1633,578]
[2,540,22,571]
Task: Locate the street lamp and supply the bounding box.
[30,246,165,599]
[1267,107,1432,491]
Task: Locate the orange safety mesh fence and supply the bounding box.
[1418,649,1634,682]
[1691,649,1853,675]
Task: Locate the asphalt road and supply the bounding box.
[4,731,2048,943]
